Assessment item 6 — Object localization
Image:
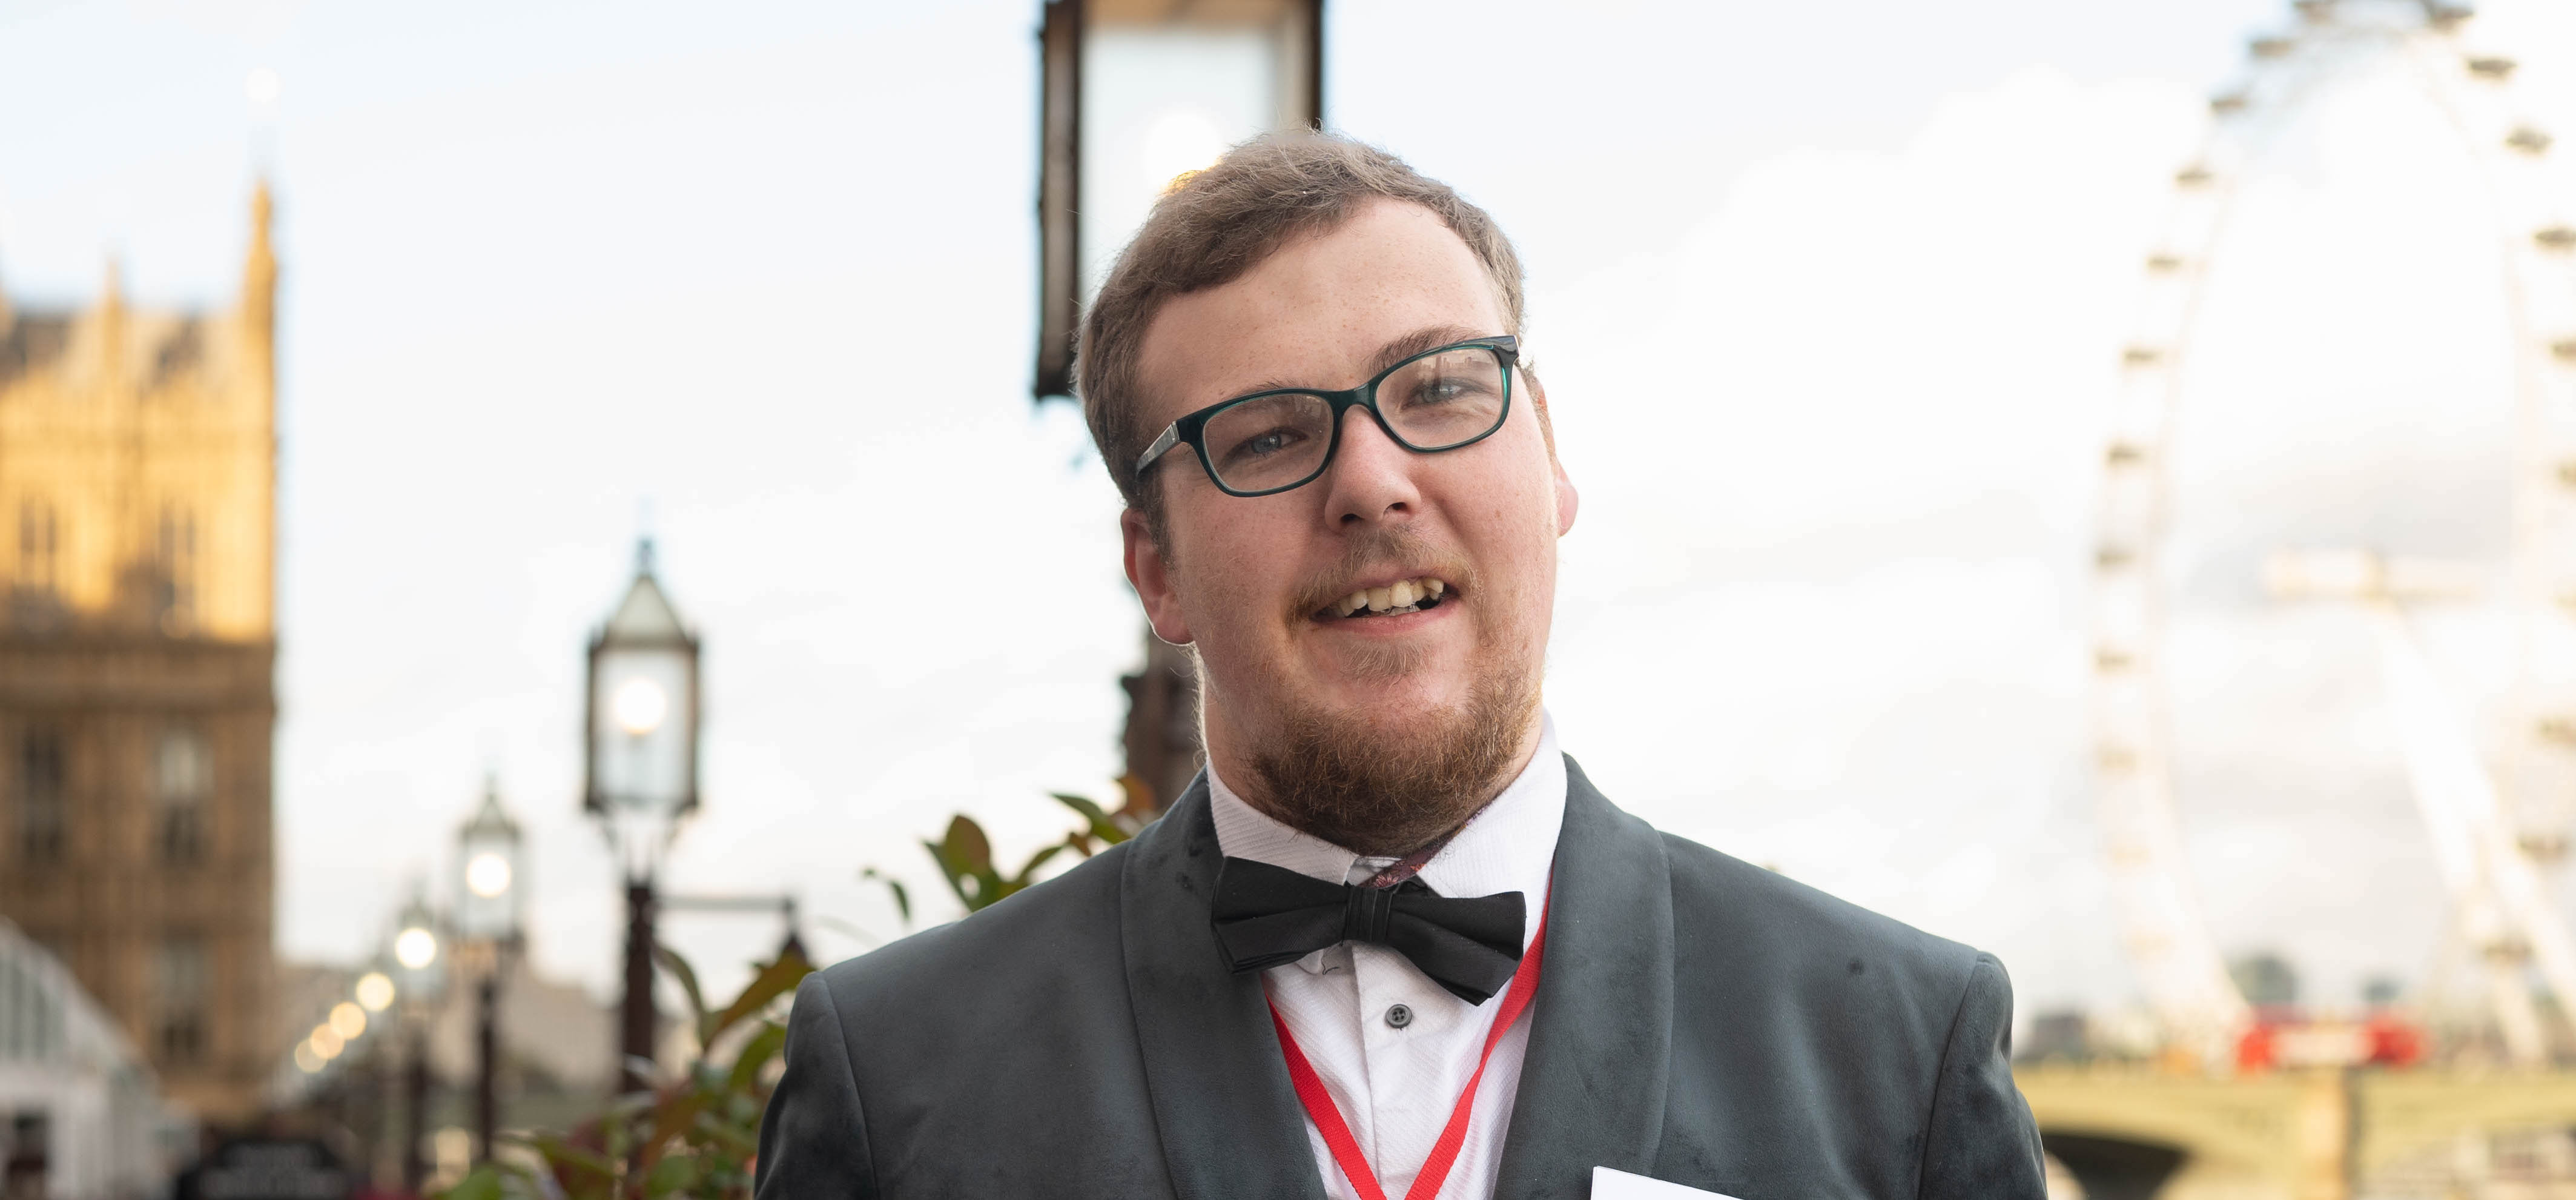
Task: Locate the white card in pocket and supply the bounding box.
[1591,1165,1740,1199]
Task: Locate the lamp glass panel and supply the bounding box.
[455,834,521,941]
[392,924,446,1004]
[1078,22,1289,299]
[591,645,692,814]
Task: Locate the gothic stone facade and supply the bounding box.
[0,187,278,1122]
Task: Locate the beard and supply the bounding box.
[1238,645,1542,857]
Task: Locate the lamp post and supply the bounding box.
[1034,0,1323,811]
[1033,0,1325,402]
[455,778,526,1164]
[389,895,446,1195]
[352,965,397,1188]
[583,537,701,1094]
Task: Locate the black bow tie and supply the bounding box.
[1209,856,1527,1004]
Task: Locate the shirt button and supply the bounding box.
[1385,1003,1414,1029]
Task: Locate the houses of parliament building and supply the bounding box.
[0,185,279,1122]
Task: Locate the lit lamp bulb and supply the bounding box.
[466,852,514,899]
[355,971,396,1012]
[394,926,438,970]
[613,678,668,737]
[329,1001,368,1041]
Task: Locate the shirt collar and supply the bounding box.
[1209,711,1565,950]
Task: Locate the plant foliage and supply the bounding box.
[437,781,1151,1199]
[896,779,1152,916]
[434,944,814,1200]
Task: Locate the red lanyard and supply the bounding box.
[1265,907,1550,1200]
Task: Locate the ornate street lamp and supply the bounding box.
[1033,0,1326,400]
[388,893,446,1195]
[454,779,525,1163]
[583,537,701,1093]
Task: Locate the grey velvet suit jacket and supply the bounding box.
[756,758,2046,1198]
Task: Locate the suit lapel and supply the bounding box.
[1493,755,1677,1198]
[1120,777,1329,1200]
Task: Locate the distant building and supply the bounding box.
[0,185,280,1124]
[0,917,187,1198]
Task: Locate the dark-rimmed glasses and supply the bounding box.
[1132,336,1519,497]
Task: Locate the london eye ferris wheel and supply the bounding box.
[2091,0,2576,1064]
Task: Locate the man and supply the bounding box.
[757,133,2045,1199]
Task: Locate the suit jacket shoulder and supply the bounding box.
[1660,829,1984,1036]
[762,842,1179,1198]
[1649,829,2041,1198]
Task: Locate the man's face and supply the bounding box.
[1121,199,1577,844]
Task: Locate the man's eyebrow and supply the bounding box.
[1227,325,1496,397]
[1366,325,1489,377]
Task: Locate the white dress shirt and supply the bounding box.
[1209,714,1566,1200]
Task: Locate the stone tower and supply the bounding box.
[0,184,279,1123]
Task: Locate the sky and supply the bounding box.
[12,0,2576,1036]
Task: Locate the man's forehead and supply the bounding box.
[1135,200,1508,422]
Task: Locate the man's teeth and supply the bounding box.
[1335,577,1447,617]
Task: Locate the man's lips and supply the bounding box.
[1311,574,1455,622]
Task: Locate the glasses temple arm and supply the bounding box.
[1134,423,1182,480]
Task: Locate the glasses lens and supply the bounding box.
[1379,347,1509,449]
[1201,393,1335,492]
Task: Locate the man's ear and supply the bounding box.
[1121,506,1194,645]
[1553,454,1580,537]
[1525,372,1578,537]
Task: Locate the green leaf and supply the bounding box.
[1009,841,1069,887]
[693,1107,761,1153]
[1051,792,1128,856]
[641,1088,712,1170]
[643,1150,701,1196]
[923,838,973,908]
[704,945,816,1048]
[860,867,911,926]
[1117,772,1156,818]
[726,1020,789,1093]
[941,815,992,875]
[653,943,712,1048]
[520,1131,616,1191]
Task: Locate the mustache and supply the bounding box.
[1285,526,1473,618]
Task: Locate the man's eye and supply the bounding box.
[1223,426,1306,465]
[1405,376,1486,407]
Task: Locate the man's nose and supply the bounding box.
[1319,408,1421,528]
